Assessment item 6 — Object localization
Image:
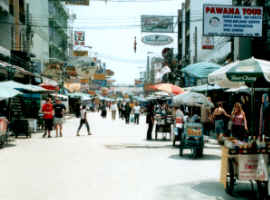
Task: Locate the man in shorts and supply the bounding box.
[42,98,54,138]
[53,98,66,137]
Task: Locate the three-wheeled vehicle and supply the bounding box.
[179,122,204,158]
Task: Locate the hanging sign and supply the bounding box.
[203,4,263,37]
[141,15,174,33]
[74,31,85,45]
[141,34,173,46]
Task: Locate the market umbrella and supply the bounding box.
[209,57,270,136]
[150,83,184,95]
[172,92,214,108]
[208,61,246,88]
[0,87,22,101]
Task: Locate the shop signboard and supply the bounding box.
[203,4,263,37]
[238,154,268,181]
[93,73,106,80]
[141,34,173,46]
[74,31,85,45]
[73,51,88,57]
[202,36,214,49]
[141,15,174,33]
[62,0,89,5]
[92,80,107,87]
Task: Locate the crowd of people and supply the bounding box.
[40,92,270,144]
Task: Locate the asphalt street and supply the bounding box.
[0,111,254,200]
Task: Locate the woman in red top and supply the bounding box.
[231,102,248,141]
[42,98,54,138]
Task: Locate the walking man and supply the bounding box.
[134,102,141,124]
[111,101,117,120]
[42,98,54,138]
[53,98,66,137]
[77,105,91,136]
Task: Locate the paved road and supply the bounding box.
[0,112,253,200]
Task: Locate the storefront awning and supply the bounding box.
[0,0,9,13]
[0,81,52,93]
[181,62,221,79]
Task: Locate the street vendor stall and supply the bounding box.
[208,58,270,198]
[221,137,270,199]
[172,92,213,158]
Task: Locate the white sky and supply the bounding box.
[69,0,184,85]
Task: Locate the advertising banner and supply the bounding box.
[74,31,85,45]
[93,73,106,80]
[64,0,89,6]
[203,4,263,37]
[141,15,174,33]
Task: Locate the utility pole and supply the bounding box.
[194,26,198,63]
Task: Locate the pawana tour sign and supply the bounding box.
[203,4,263,37]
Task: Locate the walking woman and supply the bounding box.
[77,105,91,136]
[231,102,248,141]
[212,102,231,143]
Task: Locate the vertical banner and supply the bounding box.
[74,31,85,46]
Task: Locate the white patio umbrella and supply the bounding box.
[172,92,214,108]
[208,61,245,88]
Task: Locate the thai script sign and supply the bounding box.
[203,4,263,37]
[74,31,85,45]
[141,34,173,46]
[141,15,174,33]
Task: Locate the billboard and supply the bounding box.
[63,0,89,6]
[202,36,214,49]
[141,15,174,33]
[203,4,263,37]
[74,31,85,45]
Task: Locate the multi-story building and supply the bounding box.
[48,0,69,62]
[26,0,49,74]
[179,0,232,66]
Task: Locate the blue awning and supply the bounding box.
[181,62,221,78]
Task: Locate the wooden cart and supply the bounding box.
[220,146,270,199]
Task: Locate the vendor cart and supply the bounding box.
[155,114,174,140]
[220,142,270,199]
[179,122,204,158]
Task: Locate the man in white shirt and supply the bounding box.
[111,102,117,120]
[133,102,141,124]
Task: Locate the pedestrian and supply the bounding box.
[146,102,155,140]
[231,102,248,141]
[212,102,231,144]
[200,97,213,138]
[77,105,91,136]
[124,101,131,124]
[111,101,117,120]
[42,98,54,138]
[133,102,141,124]
[259,93,270,137]
[53,98,66,137]
[173,106,184,146]
[101,102,107,118]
